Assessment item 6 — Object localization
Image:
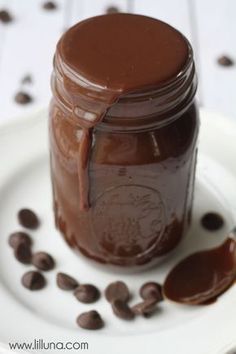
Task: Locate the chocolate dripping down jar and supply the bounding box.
[49,14,199,267]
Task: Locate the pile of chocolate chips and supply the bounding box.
[105,281,163,320]
[56,275,163,329]
[8,208,225,330]
[8,208,165,330]
[9,208,55,290]
[56,272,103,330]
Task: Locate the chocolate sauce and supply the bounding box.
[163,238,236,305]
[78,127,93,210]
[55,14,192,210]
[50,14,199,266]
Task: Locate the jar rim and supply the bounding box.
[54,33,193,97]
[52,25,197,130]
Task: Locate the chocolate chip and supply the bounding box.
[76,310,104,330]
[201,212,224,231]
[14,91,33,105]
[21,271,46,290]
[217,55,234,67]
[32,252,55,271]
[14,242,32,264]
[140,282,163,302]
[9,231,32,248]
[21,74,33,85]
[56,272,78,290]
[106,6,120,14]
[105,281,130,303]
[18,209,39,229]
[74,284,100,303]
[132,298,158,317]
[112,299,135,320]
[42,1,57,10]
[0,9,13,23]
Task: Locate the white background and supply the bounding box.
[0,0,235,122]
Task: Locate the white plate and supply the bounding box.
[0,109,235,354]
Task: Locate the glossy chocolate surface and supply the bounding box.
[59,14,189,91]
[50,14,199,266]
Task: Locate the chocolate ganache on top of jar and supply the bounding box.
[50,13,199,266]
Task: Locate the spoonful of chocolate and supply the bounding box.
[163,228,236,305]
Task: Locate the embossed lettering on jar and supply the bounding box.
[49,14,199,266]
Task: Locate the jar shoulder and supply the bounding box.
[50,100,199,164]
[92,103,199,165]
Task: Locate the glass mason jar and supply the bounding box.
[49,15,199,267]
